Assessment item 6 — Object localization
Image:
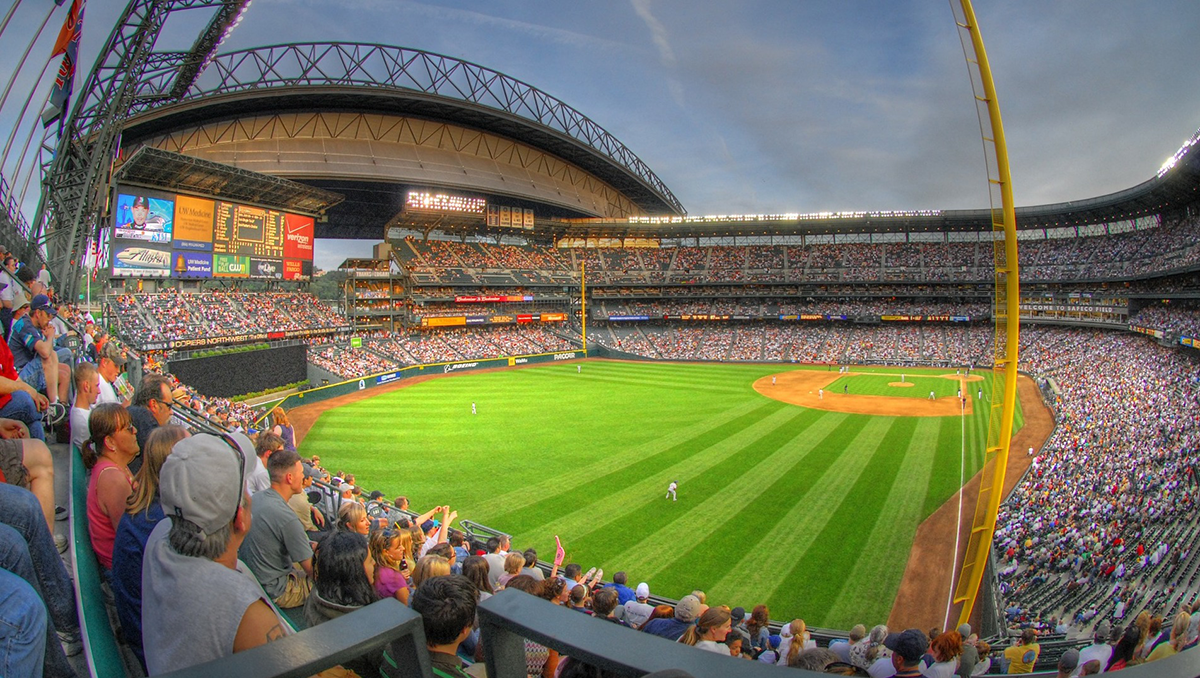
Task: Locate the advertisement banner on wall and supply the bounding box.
[213,254,250,278]
[282,259,311,281]
[283,214,314,260]
[111,241,172,277]
[172,195,215,251]
[250,258,283,280]
[422,317,466,327]
[171,252,213,279]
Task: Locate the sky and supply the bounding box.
[2,1,1200,271]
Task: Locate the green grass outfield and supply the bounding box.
[300,360,1024,628]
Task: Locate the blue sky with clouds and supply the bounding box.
[3,1,1200,270]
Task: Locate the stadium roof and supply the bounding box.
[113,147,344,216]
[118,43,685,218]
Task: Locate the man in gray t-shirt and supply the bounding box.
[143,433,291,675]
[238,449,314,608]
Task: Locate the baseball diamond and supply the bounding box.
[294,359,1044,629]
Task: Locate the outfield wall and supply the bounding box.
[268,348,591,417]
[170,343,308,398]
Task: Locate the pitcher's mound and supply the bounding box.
[889,382,915,388]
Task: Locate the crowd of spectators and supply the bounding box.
[596,298,990,319]
[1129,302,1200,337]
[46,274,1200,676]
[108,291,348,346]
[398,216,1200,285]
[18,218,1200,674]
[995,327,1200,637]
[305,326,582,379]
[598,322,993,365]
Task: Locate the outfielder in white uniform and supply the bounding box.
[666,481,677,501]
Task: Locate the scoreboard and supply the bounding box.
[110,186,314,280]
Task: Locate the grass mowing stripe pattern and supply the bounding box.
[301,361,1014,626]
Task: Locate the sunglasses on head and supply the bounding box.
[215,433,246,524]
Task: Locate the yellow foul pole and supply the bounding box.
[949,0,1021,628]
[581,261,587,353]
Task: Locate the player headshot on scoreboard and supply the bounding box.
[121,195,151,229]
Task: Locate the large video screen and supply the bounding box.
[110,186,315,280]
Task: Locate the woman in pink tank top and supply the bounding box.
[83,403,140,570]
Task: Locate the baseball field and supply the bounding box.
[297,360,1025,629]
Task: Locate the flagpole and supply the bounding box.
[0,3,57,122]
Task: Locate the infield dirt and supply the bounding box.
[753,369,975,417]
[887,373,1053,631]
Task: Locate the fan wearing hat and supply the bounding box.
[95,337,130,406]
[884,628,930,678]
[7,293,71,425]
[643,594,703,640]
[141,433,291,675]
[0,298,53,441]
[623,582,655,629]
[1073,621,1112,677]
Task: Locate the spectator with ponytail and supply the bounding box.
[84,403,139,571]
[111,424,188,670]
[679,606,733,655]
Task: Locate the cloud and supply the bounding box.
[258,0,633,52]
[629,0,685,107]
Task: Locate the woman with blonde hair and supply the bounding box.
[496,551,526,589]
[1130,610,1152,659]
[110,424,188,671]
[1146,612,1191,662]
[271,407,296,452]
[337,501,370,535]
[368,527,412,604]
[679,607,733,654]
[84,403,139,572]
[777,618,816,666]
[409,553,450,588]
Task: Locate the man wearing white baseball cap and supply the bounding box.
[141,432,291,675]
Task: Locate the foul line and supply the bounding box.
[944,380,967,629]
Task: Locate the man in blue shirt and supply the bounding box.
[642,594,701,641]
[7,295,69,424]
[603,571,637,606]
